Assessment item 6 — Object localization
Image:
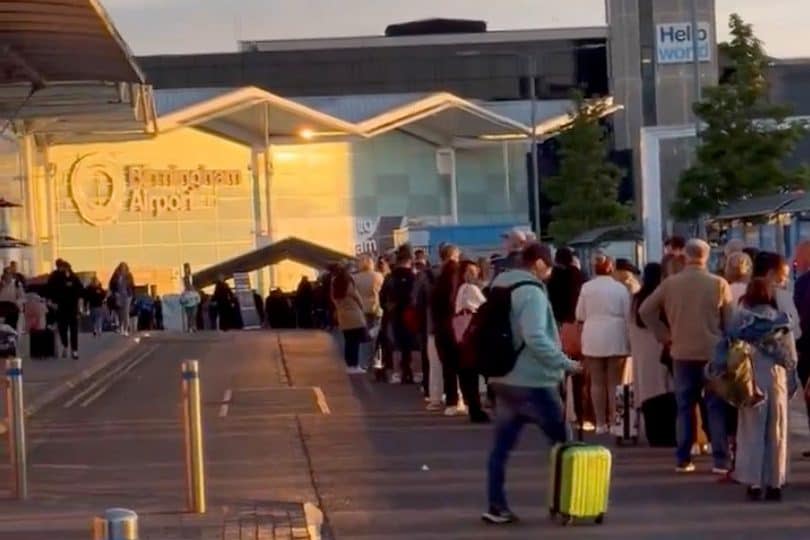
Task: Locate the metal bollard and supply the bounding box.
[181,360,206,514]
[92,508,138,540]
[5,357,27,500]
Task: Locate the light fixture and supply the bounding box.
[298,128,315,140]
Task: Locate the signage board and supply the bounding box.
[656,22,712,64]
[233,272,261,329]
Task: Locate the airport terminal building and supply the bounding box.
[15,0,802,294]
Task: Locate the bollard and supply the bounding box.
[5,357,27,500]
[92,508,138,540]
[181,360,206,514]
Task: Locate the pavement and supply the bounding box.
[2,330,810,539]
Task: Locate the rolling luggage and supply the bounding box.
[641,392,677,447]
[549,442,612,525]
[30,328,56,360]
[612,384,639,445]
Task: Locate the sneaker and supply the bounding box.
[746,486,763,501]
[675,462,696,473]
[582,421,596,432]
[426,402,443,411]
[444,406,465,417]
[481,507,518,525]
[595,425,609,435]
[412,373,424,384]
[712,467,730,476]
[345,366,366,375]
[389,373,402,384]
[71,351,79,361]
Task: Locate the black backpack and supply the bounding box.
[460,281,542,377]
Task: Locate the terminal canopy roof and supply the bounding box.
[193,237,353,289]
[155,86,622,147]
[0,0,156,144]
[715,192,803,221]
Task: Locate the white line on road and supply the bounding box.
[77,347,156,408]
[313,387,331,415]
[219,388,232,418]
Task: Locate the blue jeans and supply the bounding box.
[674,361,730,469]
[487,384,568,510]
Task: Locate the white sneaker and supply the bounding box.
[444,406,465,416]
[595,425,609,435]
[582,421,596,432]
[346,366,366,375]
[389,373,402,384]
[413,373,424,384]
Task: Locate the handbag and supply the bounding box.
[559,322,582,358]
[452,311,473,344]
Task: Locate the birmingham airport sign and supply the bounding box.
[656,22,712,64]
[67,153,243,226]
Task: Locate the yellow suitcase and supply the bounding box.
[549,442,612,525]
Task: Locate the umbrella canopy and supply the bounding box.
[0,235,30,248]
[0,199,22,208]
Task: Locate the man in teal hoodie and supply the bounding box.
[482,242,582,525]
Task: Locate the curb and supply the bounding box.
[24,337,142,418]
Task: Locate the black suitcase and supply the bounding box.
[641,392,677,447]
[30,328,56,360]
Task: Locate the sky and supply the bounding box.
[103,0,810,58]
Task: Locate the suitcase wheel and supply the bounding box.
[595,514,605,525]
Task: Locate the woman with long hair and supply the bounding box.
[629,263,674,445]
[732,278,798,501]
[108,262,135,336]
[331,266,368,374]
[725,251,753,306]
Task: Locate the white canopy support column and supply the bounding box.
[502,141,512,213]
[20,131,38,274]
[436,148,458,224]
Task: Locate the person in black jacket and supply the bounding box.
[83,276,107,336]
[546,246,594,431]
[47,260,84,359]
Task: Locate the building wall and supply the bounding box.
[268,133,527,289]
[45,128,527,293]
[47,129,256,293]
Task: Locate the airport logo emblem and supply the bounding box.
[67,153,128,226]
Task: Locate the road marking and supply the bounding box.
[313,387,331,415]
[71,347,155,408]
[219,388,232,418]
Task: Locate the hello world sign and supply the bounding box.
[656,22,712,65]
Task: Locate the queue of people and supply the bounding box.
[320,231,810,519]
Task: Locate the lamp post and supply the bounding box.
[457,44,606,238]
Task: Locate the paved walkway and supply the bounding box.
[278,330,810,540]
[0,331,142,426]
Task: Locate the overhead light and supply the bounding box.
[299,128,315,140]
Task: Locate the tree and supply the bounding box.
[544,92,632,244]
[672,14,810,220]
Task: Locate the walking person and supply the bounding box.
[483,243,582,524]
[83,276,107,336]
[731,278,798,501]
[213,275,237,331]
[640,239,734,474]
[575,254,631,434]
[47,260,84,360]
[331,266,368,374]
[180,279,201,333]
[108,262,134,336]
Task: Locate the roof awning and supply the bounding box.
[193,236,353,289]
[152,87,624,148]
[158,87,360,146]
[0,0,156,144]
[715,192,803,220]
[568,224,642,247]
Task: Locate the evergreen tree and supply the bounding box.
[672,14,809,220]
[544,92,632,244]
